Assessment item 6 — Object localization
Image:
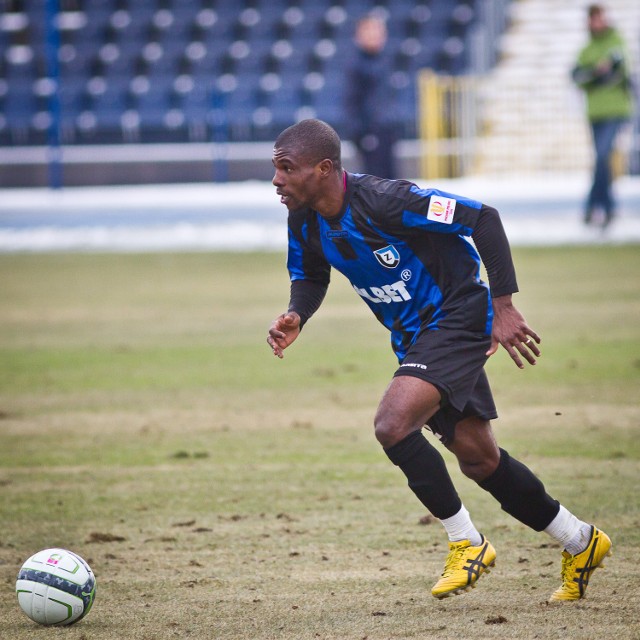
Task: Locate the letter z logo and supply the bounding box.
[373,245,400,269]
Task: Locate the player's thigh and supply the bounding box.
[374,375,441,447]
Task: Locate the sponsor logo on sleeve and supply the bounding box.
[427,197,456,224]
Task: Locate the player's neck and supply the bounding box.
[315,170,347,219]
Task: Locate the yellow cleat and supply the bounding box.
[549,526,612,602]
[431,536,496,599]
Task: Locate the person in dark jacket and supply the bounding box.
[344,15,400,179]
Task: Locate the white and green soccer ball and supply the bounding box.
[16,548,96,626]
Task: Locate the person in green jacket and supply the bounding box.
[572,4,634,227]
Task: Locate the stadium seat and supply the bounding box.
[0,0,491,145]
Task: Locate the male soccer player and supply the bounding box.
[266,119,611,601]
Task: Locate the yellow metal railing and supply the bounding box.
[418,70,479,180]
[417,71,636,177]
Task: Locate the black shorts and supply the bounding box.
[393,328,498,445]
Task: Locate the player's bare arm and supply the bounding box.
[267,311,301,358]
[487,294,541,369]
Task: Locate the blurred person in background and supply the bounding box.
[344,15,400,179]
[572,3,634,228]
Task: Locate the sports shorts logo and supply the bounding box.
[427,196,456,224]
[400,362,427,370]
[373,245,400,269]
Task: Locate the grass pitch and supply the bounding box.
[1,246,639,639]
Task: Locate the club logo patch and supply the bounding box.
[373,245,400,269]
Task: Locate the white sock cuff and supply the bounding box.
[440,504,482,545]
[544,505,583,548]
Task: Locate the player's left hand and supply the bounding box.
[486,294,541,369]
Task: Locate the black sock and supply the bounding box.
[384,430,462,520]
[479,448,560,531]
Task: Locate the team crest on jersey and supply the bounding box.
[373,245,400,269]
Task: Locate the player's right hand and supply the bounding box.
[267,312,301,358]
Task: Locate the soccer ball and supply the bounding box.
[16,548,96,626]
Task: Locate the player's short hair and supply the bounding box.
[274,119,342,171]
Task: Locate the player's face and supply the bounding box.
[272,147,322,211]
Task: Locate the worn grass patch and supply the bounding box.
[1,247,639,639]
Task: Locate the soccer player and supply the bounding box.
[266,119,611,601]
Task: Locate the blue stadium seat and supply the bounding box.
[58,41,99,79]
[179,82,211,119]
[4,82,40,130]
[58,79,88,115]
[1,0,490,145]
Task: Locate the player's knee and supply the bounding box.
[449,417,500,481]
[458,454,500,482]
[374,413,411,449]
[374,376,440,448]
[455,442,500,481]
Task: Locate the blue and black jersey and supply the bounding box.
[287,173,518,362]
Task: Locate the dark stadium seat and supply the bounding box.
[1,0,488,145]
[4,82,40,133]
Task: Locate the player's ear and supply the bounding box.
[317,158,334,177]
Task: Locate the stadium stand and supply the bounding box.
[0,0,490,148]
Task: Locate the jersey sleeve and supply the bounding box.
[286,210,331,327]
[288,279,328,328]
[471,205,519,297]
[399,184,483,235]
[393,183,518,297]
